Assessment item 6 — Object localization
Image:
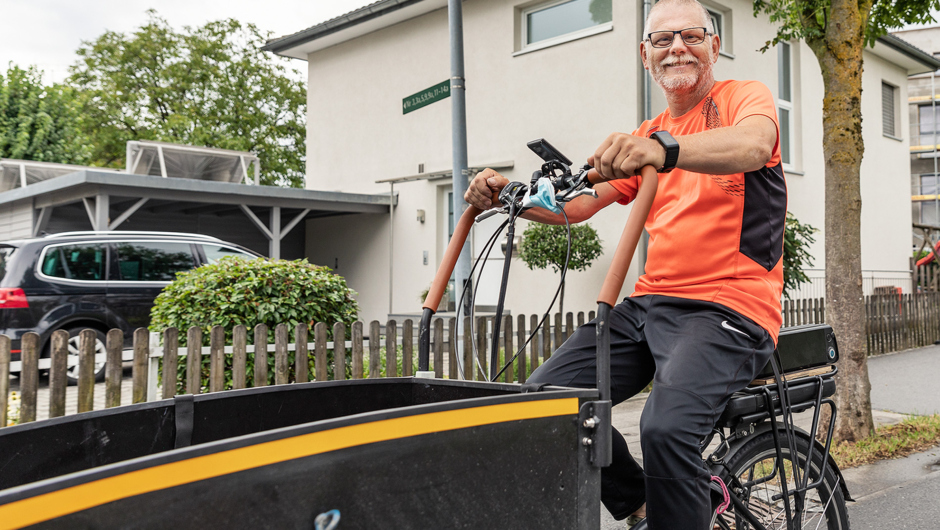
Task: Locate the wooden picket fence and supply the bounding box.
[866,292,940,355]
[0,311,596,429]
[781,298,825,327]
[782,294,940,354]
[5,294,940,428]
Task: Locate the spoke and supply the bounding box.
[811,475,840,530]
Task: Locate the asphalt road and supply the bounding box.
[848,469,940,529]
[868,344,940,415]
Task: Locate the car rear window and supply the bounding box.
[202,244,257,264]
[113,242,195,281]
[41,244,106,281]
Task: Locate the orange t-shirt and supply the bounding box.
[608,80,787,342]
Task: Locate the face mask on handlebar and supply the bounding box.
[523,176,563,214]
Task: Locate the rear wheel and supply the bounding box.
[64,327,107,385]
[711,431,849,529]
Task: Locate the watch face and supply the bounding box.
[654,131,679,149]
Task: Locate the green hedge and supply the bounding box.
[150,256,359,391]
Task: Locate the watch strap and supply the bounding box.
[651,130,680,173]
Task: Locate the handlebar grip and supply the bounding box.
[423,204,482,312]
[586,170,608,186]
[597,165,659,307]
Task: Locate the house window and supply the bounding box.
[777,42,793,166]
[919,104,940,148]
[919,105,937,136]
[882,82,899,138]
[706,8,723,51]
[522,0,612,48]
[920,174,938,196]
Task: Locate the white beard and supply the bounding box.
[649,52,713,93]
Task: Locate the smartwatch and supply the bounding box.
[651,130,680,173]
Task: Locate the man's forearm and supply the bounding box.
[674,115,776,174]
[519,208,569,225]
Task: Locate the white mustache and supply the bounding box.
[661,54,699,66]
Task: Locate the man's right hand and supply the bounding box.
[464,168,509,210]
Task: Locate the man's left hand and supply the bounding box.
[589,132,666,180]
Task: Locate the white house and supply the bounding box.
[264,0,939,323]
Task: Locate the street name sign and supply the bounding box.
[403,80,450,115]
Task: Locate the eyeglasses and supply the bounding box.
[646,27,709,48]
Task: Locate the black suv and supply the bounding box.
[0,232,260,381]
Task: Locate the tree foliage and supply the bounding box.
[69,11,306,186]
[150,257,359,391]
[0,65,91,164]
[753,0,939,50]
[783,212,817,299]
[518,222,603,315]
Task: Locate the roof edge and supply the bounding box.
[262,0,426,55]
[877,34,940,71]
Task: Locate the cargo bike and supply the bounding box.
[0,141,849,529]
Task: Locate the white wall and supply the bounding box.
[302,0,918,322]
[859,52,914,279]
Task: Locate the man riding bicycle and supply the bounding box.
[464,0,786,528]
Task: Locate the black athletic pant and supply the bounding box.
[526,295,775,529]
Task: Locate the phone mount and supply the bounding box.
[526,138,586,195]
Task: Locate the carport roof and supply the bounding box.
[0,169,395,213]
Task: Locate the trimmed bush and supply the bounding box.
[150,256,359,391]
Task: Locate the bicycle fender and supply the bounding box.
[712,422,853,502]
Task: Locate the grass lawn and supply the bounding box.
[830,414,940,469]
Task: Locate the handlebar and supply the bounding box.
[422,163,659,312]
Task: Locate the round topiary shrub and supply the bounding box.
[150,256,359,391]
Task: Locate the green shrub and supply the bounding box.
[783,212,817,299]
[518,222,603,316]
[150,256,359,391]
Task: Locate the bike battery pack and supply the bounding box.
[756,323,839,379]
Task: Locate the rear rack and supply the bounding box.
[717,368,837,432]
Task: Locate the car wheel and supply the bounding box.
[64,327,107,385]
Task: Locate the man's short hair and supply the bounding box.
[643,0,715,39]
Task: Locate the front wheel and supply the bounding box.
[710,430,850,530]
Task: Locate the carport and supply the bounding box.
[0,169,394,259]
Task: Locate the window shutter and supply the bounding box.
[882,83,896,137]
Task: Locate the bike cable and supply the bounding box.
[468,219,510,381]
[492,208,572,382]
[452,217,510,381]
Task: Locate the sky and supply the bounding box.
[0,0,374,84]
[2,1,939,86]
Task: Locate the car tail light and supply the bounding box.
[0,288,28,309]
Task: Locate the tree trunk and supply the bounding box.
[806,0,875,442]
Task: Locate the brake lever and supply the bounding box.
[565,188,598,201]
[474,208,504,223]
[556,165,597,203]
